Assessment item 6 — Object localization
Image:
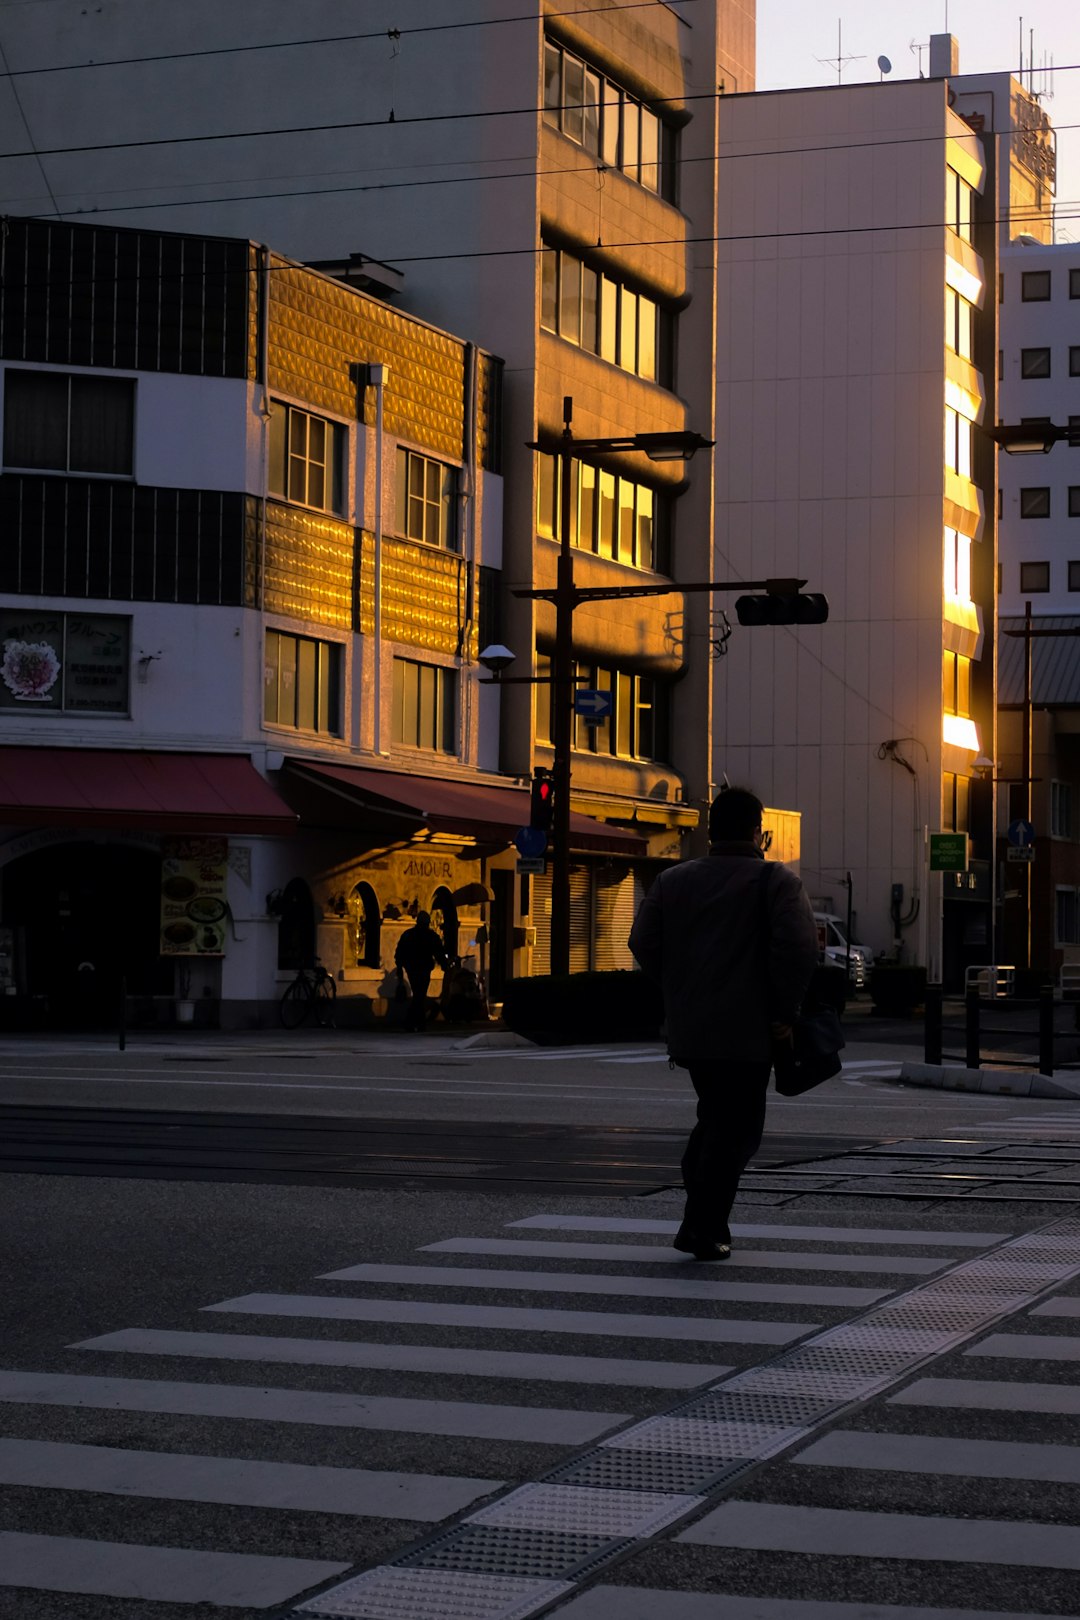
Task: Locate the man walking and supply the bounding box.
[629,787,817,1260]
[394,911,449,1033]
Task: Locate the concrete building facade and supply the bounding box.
[711,39,1055,984]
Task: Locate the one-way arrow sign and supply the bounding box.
[574,688,613,719]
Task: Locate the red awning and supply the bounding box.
[286,759,647,857]
[0,748,298,835]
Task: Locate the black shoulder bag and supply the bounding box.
[759,864,845,1096]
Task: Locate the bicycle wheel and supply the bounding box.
[280,976,313,1029]
[315,975,337,1028]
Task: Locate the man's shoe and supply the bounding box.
[673,1225,731,1262]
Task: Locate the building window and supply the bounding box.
[1051,781,1073,839]
[395,448,457,550]
[1022,270,1051,301]
[945,168,974,241]
[0,609,129,713]
[1020,486,1051,518]
[268,402,345,514]
[1071,268,1080,299]
[1072,417,1080,449]
[539,243,666,384]
[944,407,972,477]
[944,527,971,602]
[543,38,672,199]
[943,650,971,717]
[392,657,456,754]
[945,287,974,359]
[3,368,134,476]
[1020,348,1051,379]
[1071,347,1080,378]
[1068,561,1080,591]
[533,654,668,760]
[1070,488,1080,517]
[263,629,342,735]
[1056,887,1080,945]
[1020,560,1050,593]
[942,772,971,834]
[535,452,668,570]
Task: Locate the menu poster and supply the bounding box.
[160,837,228,956]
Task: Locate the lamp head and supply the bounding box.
[478,644,516,675]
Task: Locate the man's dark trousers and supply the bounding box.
[404,970,432,1031]
[682,1060,772,1241]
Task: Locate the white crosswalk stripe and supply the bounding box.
[7,1200,1076,1618]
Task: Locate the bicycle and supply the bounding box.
[279,959,337,1029]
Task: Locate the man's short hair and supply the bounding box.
[708,787,764,843]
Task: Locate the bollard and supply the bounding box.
[1039,984,1055,1076]
[924,983,943,1065]
[965,989,980,1070]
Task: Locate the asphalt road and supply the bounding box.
[2,1022,1080,1620]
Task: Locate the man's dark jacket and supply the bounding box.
[395,924,448,977]
[628,842,818,1066]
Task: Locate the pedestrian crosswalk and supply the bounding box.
[3,1198,1080,1619]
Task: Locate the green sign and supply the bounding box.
[930,832,969,872]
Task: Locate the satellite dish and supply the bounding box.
[877,55,893,74]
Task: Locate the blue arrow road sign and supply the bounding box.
[574,689,613,719]
[1007,819,1035,847]
[514,826,548,857]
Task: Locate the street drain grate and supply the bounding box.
[295,1213,1080,1620]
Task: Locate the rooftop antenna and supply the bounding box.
[877,54,893,82]
[816,19,865,84]
[910,38,927,77]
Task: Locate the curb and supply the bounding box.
[898,1061,1080,1099]
[450,1030,537,1051]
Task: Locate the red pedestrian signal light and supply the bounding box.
[530,769,555,832]
[735,592,829,626]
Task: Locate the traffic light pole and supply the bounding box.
[551,407,576,977]
[518,399,824,979]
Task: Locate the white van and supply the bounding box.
[814,912,874,988]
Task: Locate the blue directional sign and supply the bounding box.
[574,688,613,720]
[1007,819,1035,848]
[514,825,548,857]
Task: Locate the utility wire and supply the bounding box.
[0,28,57,214]
[0,63,1076,166]
[0,0,698,79]
[1,199,1077,294]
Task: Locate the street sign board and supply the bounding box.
[513,826,547,857]
[574,689,613,719]
[1006,845,1035,863]
[516,856,546,874]
[929,832,968,871]
[1007,818,1035,847]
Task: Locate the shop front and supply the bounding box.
[0,747,297,1029]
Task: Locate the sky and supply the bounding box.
[756,1,1080,238]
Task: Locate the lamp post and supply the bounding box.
[535,399,713,977]
[984,419,1080,970]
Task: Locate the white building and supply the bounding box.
[711,37,1055,983]
[997,239,1080,614]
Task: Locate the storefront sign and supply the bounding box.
[160,836,228,955]
[0,609,129,713]
[930,832,968,872]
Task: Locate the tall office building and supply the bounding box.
[0,0,755,978]
[711,36,1055,982]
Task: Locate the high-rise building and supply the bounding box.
[711,36,1055,983]
[0,0,756,980]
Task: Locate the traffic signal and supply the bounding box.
[735,592,829,626]
[529,768,555,832]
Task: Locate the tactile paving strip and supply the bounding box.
[294,1213,1080,1620]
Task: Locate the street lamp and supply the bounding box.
[986,422,1080,455]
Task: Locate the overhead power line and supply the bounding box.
[0,0,698,79]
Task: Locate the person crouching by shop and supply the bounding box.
[394,911,449,1033]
